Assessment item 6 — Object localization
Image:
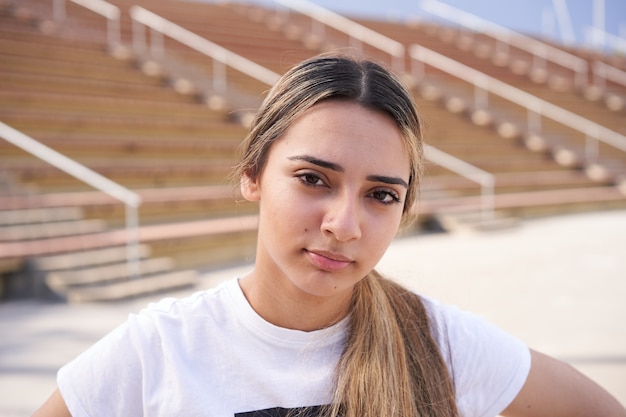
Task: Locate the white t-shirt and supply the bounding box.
[57,278,530,417]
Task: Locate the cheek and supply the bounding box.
[371,228,396,254]
[366,212,402,253]
[262,182,319,229]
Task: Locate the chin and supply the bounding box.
[295,270,361,299]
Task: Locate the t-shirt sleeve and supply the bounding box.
[423,297,531,417]
[57,308,160,417]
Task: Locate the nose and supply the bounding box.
[321,193,362,242]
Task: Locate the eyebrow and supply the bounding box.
[288,155,343,172]
[367,175,408,189]
[288,155,408,189]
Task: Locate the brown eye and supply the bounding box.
[371,190,401,205]
[297,173,325,187]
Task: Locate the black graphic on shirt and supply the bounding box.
[236,405,324,417]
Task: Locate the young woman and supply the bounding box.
[34,54,624,417]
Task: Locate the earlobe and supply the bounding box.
[240,174,261,202]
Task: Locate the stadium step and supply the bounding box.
[46,256,174,287]
[0,206,83,226]
[64,269,198,303]
[9,242,198,302]
[31,244,152,271]
[421,185,626,232]
[0,218,107,241]
[46,254,198,303]
[434,211,520,233]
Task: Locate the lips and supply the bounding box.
[305,249,353,272]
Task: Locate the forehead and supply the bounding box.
[267,101,410,176]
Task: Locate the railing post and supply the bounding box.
[410,46,425,83]
[474,75,489,110]
[125,203,141,280]
[585,125,600,163]
[212,58,227,92]
[150,27,165,59]
[527,100,542,135]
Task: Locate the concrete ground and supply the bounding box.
[1,209,625,416]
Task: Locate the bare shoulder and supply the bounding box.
[32,389,72,417]
[503,349,625,417]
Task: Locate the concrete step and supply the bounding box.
[0,218,107,241]
[65,269,198,302]
[46,256,174,288]
[435,210,521,233]
[0,207,83,226]
[32,244,152,271]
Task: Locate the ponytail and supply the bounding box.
[327,271,458,417]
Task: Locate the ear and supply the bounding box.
[240,173,261,202]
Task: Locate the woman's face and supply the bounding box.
[242,100,411,306]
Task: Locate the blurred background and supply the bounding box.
[253,0,626,50]
[0,0,624,415]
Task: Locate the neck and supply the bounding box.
[239,271,352,332]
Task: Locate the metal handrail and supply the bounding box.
[53,0,120,47]
[410,45,626,163]
[129,6,281,92]
[424,144,495,222]
[0,121,142,279]
[272,0,405,73]
[421,0,589,91]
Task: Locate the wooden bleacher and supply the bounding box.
[0,0,261,301]
[0,0,624,301]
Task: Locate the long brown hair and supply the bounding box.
[234,53,458,417]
